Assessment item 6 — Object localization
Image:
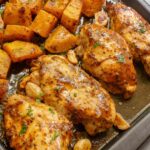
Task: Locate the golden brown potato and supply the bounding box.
[61,0,82,33]
[0,49,11,79]
[3,2,32,26]
[0,15,4,43]
[0,79,8,99]
[82,0,106,17]
[30,10,57,38]
[3,41,43,62]
[4,94,73,150]
[44,0,70,19]
[107,3,150,76]
[9,0,43,14]
[45,25,77,53]
[80,24,137,99]
[4,25,34,42]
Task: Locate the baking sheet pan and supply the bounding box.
[0,0,150,150]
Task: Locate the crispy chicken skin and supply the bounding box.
[80,24,137,99]
[107,2,150,75]
[24,55,117,135]
[4,94,72,150]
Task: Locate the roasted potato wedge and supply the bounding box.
[44,0,70,19]
[9,0,43,14]
[4,25,34,42]
[0,79,8,99]
[3,41,43,62]
[3,2,32,26]
[30,10,57,38]
[0,49,11,78]
[82,0,106,17]
[61,0,82,33]
[45,25,77,53]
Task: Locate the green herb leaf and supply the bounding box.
[138,23,146,34]
[116,54,125,63]
[0,9,3,15]
[54,86,61,91]
[93,42,100,48]
[50,131,60,143]
[36,98,41,103]
[27,106,33,117]
[40,43,45,51]
[139,28,146,34]
[74,93,77,97]
[19,123,27,136]
[49,107,55,114]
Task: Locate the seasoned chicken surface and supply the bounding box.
[80,24,137,99]
[107,2,150,75]
[22,55,118,135]
[4,94,72,150]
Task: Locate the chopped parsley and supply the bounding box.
[40,43,45,51]
[139,28,146,34]
[36,98,41,103]
[49,107,55,114]
[27,106,33,117]
[19,123,27,136]
[0,9,3,15]
[50,131,60,144]
[54,86,61,91]
[93,42,100,48]
[73,93,77,97]
[138,23,146,34]
[116,54,125,63]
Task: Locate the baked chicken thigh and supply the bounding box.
[80,24,137,99]
[4,94,72,150]
[20,55,129,135]
[107,2,150,76]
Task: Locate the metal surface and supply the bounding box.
[0,0,150,150]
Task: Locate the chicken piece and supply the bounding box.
[4,94,72,150]
[23,55,129,136]
[80,24,137,99]
[107,2,150,76]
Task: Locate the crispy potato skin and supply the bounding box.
[82,0,106,17]
[107,3,150,76]
[4,25,34,42]
[28,55,117,135]
[61,0,83,33]
[0,49,11,79]
[30,10,57,38]
[9,0,43,14]
[4,94,72,150]
[45,25,77,53]
[44,0,70,19]
[3,41,43,62]
[0,79,8,99]
[3,2,32,26]
[80,24,137,99]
